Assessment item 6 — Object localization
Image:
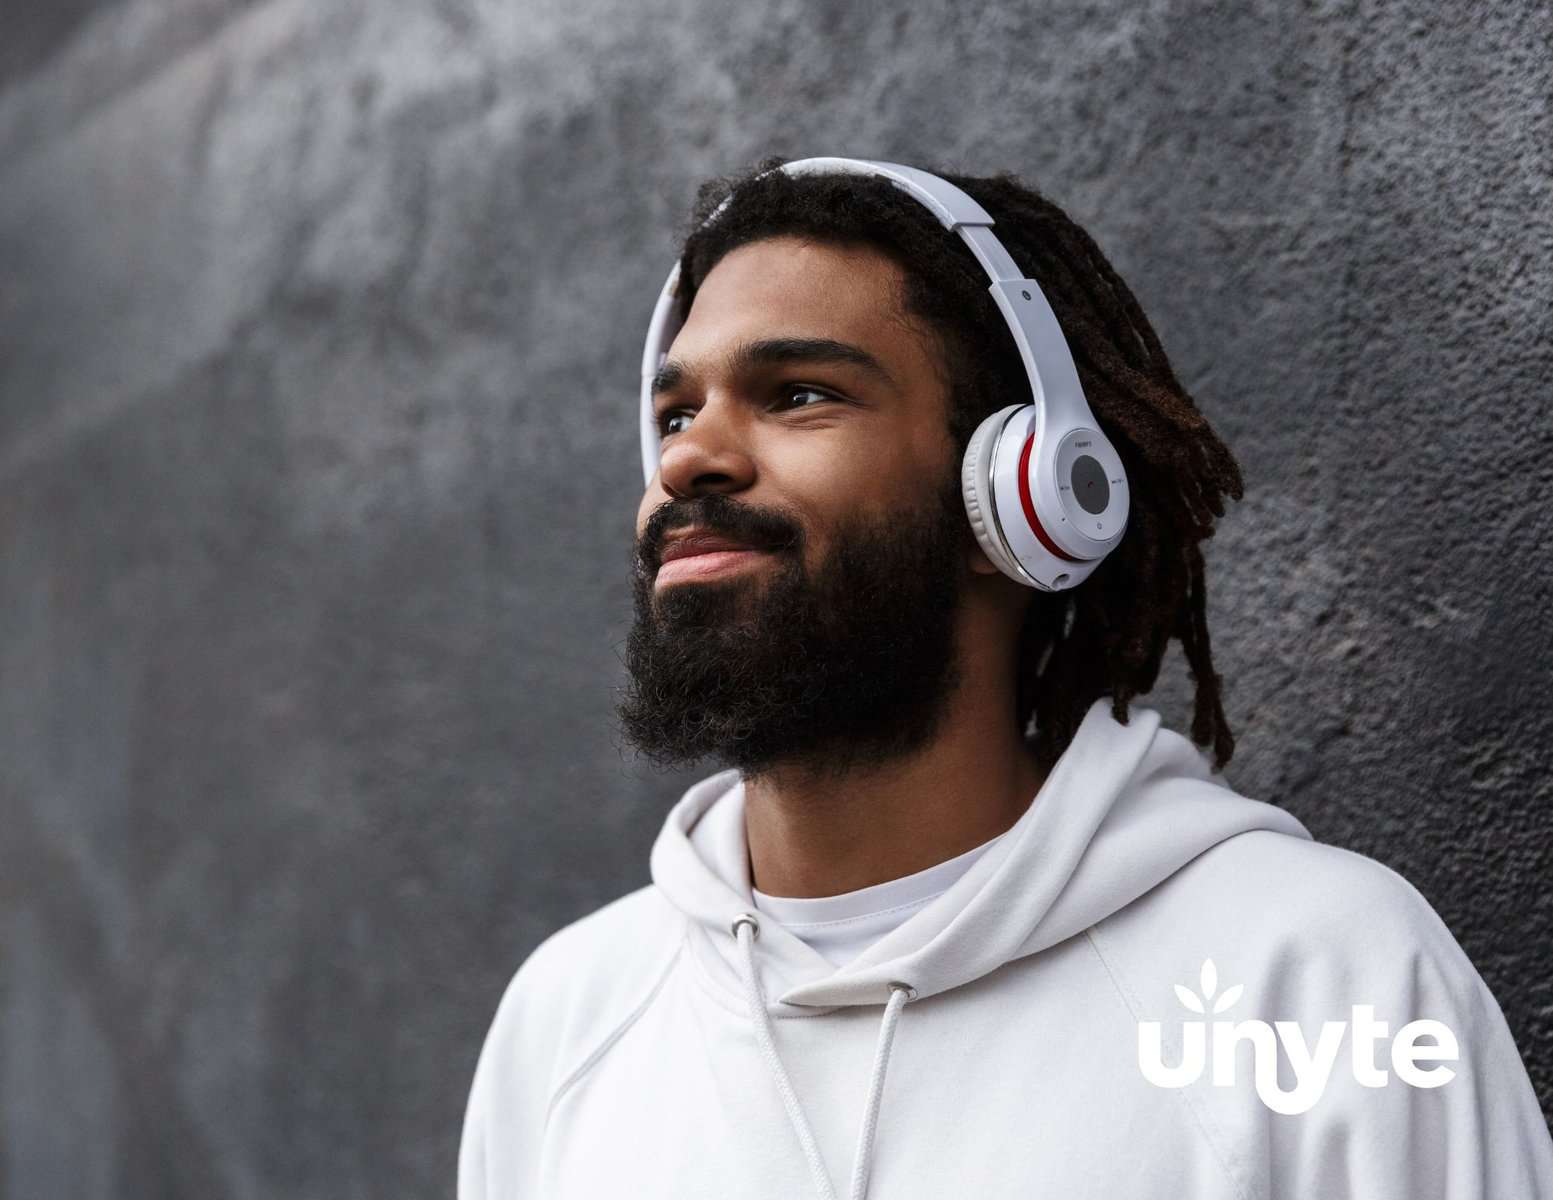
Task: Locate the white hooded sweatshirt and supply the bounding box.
[459,698,1553,1199]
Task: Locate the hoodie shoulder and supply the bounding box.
[1237,830,1470,961]
[458,885,685,1200]
[1094,827,1481,1009]
[480,883,684,1081]
[518,882,684,995]
[1088,827,1553,1200]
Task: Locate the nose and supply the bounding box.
[655,396,756,499]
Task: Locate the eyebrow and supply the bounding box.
[650,336,896,398]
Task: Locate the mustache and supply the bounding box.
[636,494,804,572]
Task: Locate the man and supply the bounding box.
[459,158,1553,1198]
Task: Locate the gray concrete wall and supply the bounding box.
[1,0,1548,1194]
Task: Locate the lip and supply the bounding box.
[659,530,765,564]
[655,548,772,586]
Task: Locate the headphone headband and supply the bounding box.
[638,156,1092,485]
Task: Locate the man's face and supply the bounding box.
[617,235,976,779]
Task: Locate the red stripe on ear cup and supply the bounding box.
[1017,432,1084,564]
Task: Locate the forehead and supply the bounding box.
[671,236,934,371]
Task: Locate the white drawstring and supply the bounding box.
[732,912,915,1200]
[846,977,911,1200]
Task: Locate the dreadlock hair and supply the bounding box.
[666,155,1246,775]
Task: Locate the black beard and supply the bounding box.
[615,472,968,782]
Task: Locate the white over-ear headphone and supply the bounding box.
[638,156,1129,592]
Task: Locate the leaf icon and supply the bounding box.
[1174,983,1205,1013]
[1200,958,1218,1000]
[1212,983,1243,1013]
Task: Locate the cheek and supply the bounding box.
[785,432,940,536]
[773,425,918,499]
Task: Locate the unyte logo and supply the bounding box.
[1137,959,1459,1114]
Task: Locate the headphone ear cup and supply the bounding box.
[961,405,1033,585]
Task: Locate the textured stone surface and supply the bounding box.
[1,0,1548,1193]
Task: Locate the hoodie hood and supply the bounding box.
[650,696,1312,1014]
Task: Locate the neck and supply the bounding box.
[741,583,1047,898]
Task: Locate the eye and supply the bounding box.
[658,409,693,437]
[774,385,837,411]
[657,386,839,439]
